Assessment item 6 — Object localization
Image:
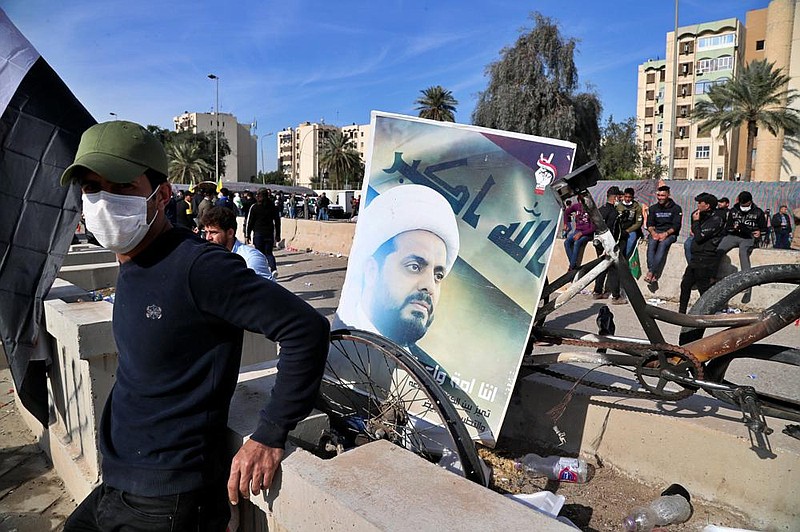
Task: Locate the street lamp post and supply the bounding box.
[297,127,320,189]
[208,74,220,184]
[260,132,274,180]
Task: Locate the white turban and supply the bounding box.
[355,184,460,274]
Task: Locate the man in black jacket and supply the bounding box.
[246,189,280,275]
[772,205,793,249]
[60,121,329,531]
[679,193,725,313]
[716,190,767,276]
[645,185,682,284]
[592,186,625,304]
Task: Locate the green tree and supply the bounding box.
[415,85,459,122]
[319,130,363,189]
[255,170,289,186]
[640,150,667,181]
[472,12,602,166]
[166,141,213,184]
[598,116,639,179]
[691,59,800,182]
[147,125,231,179]
[691,84,735,180]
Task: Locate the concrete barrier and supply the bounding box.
[274,219,798,311]
[227,362,573,531]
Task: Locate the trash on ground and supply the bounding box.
[782,424,800,440]
[514,453,591,483]
[505,491,565,517]
[646,298,664,306]
[623,483,692,531]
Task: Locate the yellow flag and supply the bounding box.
[216,177,223,193]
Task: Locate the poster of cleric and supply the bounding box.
[333,111,576,445]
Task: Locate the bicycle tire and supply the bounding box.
[317,329,487,485]
[679,264,800,421]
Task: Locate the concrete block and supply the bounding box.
[241,331,278,367]
[62,246,117,267]
[58,262,119,291]
[282,218,355,257]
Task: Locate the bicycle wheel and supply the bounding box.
[679,264,800,421]
[317,329,487,485]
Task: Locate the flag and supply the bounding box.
[0,9,96,425]
[628,246,642,280]
[216,176,223,193]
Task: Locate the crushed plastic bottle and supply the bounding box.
[622,484,692,531]
[514,452,591,483]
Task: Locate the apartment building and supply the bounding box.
[636,0,799,182]
[278,121,370,188]
[173,112,258,183]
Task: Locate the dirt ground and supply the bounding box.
[479,447,754,531]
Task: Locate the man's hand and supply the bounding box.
[752,230,761,239]
[692,209,700,222]
[227,439,284,505]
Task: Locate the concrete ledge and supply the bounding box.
[228,362,572,531]
[58,262,119,291]
[501,371,800,530]
[282,218,355,257]
[61,245,117,267]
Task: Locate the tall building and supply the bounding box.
[636,0,799,182]
[278,121,370,189]
[173,112,258,183]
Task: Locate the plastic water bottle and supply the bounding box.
[514,453,590,483]
[623,484,693,531]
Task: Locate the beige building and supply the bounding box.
[278,121,371,189]
[636,0,800,182]
[173,112,258,183]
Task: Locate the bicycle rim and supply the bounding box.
[679,264,800,421]
[318,329,487,485]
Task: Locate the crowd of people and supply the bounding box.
[562,185,798,312]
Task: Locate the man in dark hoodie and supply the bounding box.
[678,193,725,313]
[645,185,682,284]
[716,190,767,276]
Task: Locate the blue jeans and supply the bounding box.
[317,207,328,221]
[564,234,591,269]
[684,236,694,263]
[646,234,677,278]
[64,483,228,532]
[253,232,278,272]
[622,231,638,259]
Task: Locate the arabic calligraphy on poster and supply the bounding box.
[335,112,575,445]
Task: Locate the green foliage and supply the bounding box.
[640,150,667,181]
[255,170,289,185]
[319,130,364,189]
[147,125,232,179]
[598,116,639,179]
[166,141,213,184]
[471,12,602,166]
[415,85,459,122]
[691,59,800,181]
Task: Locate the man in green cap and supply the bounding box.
[61,121,330,531]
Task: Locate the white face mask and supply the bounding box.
[622,200,633,206]
[82,188,159,254]
[739,204,752,212]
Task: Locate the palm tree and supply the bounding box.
[692,84,736,179]
[692,59,800,181]
[415,85,458,122]
[319,130,362,189]
[167,141,213,185]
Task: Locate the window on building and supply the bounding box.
[660,69,666,82]
[755,40,765,51]
[644,124,652,134]
[695,167,709,180]
[697,33,735,50]
[677,126,687,139]
[643,141,652,151]
[674,168,688,179]
[646,73,655,84]
[717,55,733,70]
[657,122,663,134]
[646,90,654,101]
[656,139,663,151]
[697,127,711,138]
[716,167,724,179]
[678,105,691,118]
[645,107,654,118]
[696,145,710,159]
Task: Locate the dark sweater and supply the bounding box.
[726,203,767,238]
[689,210,725,266]
[246,201,279,239]
[647,199,683,235]
[101,228,329,496]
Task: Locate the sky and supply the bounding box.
[4,0,768,171]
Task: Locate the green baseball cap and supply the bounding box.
[60,120,168,185]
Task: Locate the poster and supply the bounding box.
[333,112,575,445]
